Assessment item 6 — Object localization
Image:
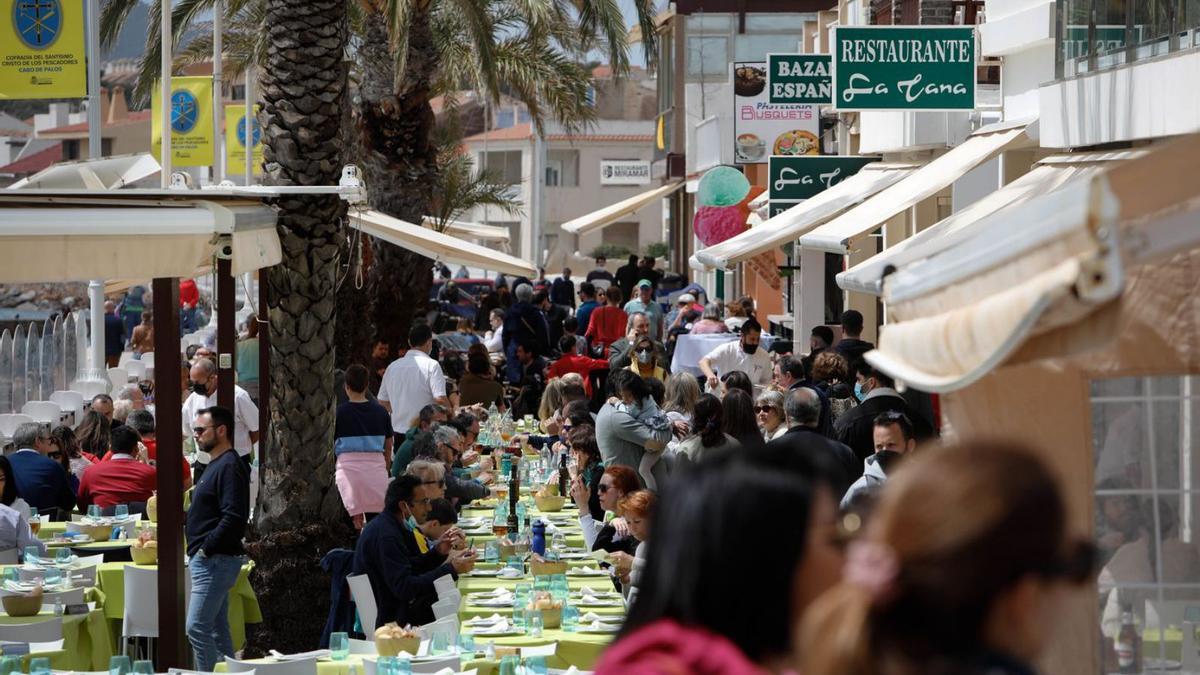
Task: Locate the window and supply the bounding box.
[480,150,523,186]
[686,35,730,80]
[64,140,79,160]
[1057,0,1200,77]
[1090,375,1200,668]
[545,150,579,187]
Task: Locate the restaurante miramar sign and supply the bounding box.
[832,26,976,111]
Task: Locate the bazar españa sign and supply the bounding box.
[768,156,877,202]
[832,26,976,111]
[768,54,832,105]
[0,0,86,99]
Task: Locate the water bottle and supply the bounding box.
[53,596,63,616]
[531,520,546,557]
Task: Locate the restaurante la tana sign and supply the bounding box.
[832,26,976,111]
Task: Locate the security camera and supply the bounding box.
[215,237,234,260]
[169,172,193,190]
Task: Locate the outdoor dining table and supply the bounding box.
[0,587,113,671]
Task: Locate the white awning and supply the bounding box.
[561,181,683,235]
[838,150,1144,295]
[692,163,919,271]
[860,135,1200,394]
[350,209,535,277]
[423,217,511,244]
[0,194,281,283]
[798,120,1037,254]
[8,154,161,190]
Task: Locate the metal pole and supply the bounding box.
[86,281,107,382]
[212,0,224,184]
[151,277,186,670]
[161,0,173,188]
[244,66,254,185]
[216,257,235,409]
[85,0,102,159]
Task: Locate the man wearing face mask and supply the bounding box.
[181,358,260,483]
[608,313,666,372]
[699,318,772,394]
[833,361,933,463]
[351,475,475,628]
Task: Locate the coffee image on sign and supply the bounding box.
[736,133,765,162]
[14,0,63,49]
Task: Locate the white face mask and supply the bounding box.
[636,349,652,364]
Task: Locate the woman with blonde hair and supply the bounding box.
[803,442,1096,675]
[537,378,567,424]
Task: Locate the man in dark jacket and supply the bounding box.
[502,283,551,381]
[765,387,859,498]
[8,423,76,516]
[614,254,641,304]
[535,290,569,349]
[833,310,874,381]
[549,268,576,309]
[351,475,475,629]
[834,362,934,463]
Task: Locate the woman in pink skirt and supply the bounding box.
[334,365,393,528]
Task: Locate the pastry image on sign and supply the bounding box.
[774,130,819,156]
[734,65,766,97]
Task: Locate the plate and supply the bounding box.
[576,625,621,634]
[464,569,500,577]
[466,628,524,637]
[474,598,515,608]
[567,568,609,577]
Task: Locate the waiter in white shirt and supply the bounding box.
[699,318,772,392]
[378,323,449,436]
[182,358,260,482]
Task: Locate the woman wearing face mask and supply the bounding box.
[598,452,843,674]
[803,441,1096,675]
[627,336,666,382]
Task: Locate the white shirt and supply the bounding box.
[483,326,504,354]
[703,340,773,388]
[181,384,260,462]
[0,503,43,559]
[378,349,447,432]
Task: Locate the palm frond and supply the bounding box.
[429,151,523,231]
[491,37,596,135]
[575,0,629,74]
[630,0,660,69]
[99,0,142,49]
[384,0,416,86]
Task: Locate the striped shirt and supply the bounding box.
[334,400,393,456]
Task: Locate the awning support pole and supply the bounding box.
[216,257,236,409]
[85,281,107,383]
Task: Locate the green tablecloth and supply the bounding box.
[95,561,262,650]
[0,603,112,670]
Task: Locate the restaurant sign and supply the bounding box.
[768,156,878,202]
[767,54,832,105]
[832,26,976,111]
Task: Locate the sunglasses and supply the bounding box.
[48,452,62,460]
[754,406,776,414]
[597,484,610,494]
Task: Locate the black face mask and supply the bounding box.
[192,381,210,396]
[742,342,759,355]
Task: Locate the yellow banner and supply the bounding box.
[225,104,262,177]
[151,76,214,167]
[0,0,86,99]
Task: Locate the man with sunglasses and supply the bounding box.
[840,412,916,509]
[8,423,75,517]
[185,406,250,672]
[352,475,475,629]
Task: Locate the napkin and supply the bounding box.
[463,613,505,626]
[268,649,330,661]
[569,566,606,576]
[471,619,513,634]
[473,591,514,606]
[580,612,621,623]
[497,568,524,579]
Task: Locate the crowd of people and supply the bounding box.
[5,265,1094,674]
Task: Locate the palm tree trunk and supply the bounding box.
[352,8,439,354]
[248,0,352,654]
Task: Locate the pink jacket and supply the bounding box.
[596,619,767,675]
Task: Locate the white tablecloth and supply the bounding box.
[670,333,777,375]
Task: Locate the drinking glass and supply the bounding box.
[55,548,72,565]
[393,656,412,675]
[533,575,551,593]
[329,631,349,661]
[375,656,396,675]
[429,630,449,655]
[551,532,566,552]
[562,604,580,632]
[3,567,17,584]
[44,567,61,587]
[132,660,154,675]
[87,505,101,519]
[511,606,527,631]
[457,632,476,655]
[27,508,37,520]
[0,656,21,675]
[484,540,500,563]
[114,504,129,519]
[499,655,520,675]
[29,657,50,675]
[528,609,543,637]
[524,655,548,675]
[23,545,40,564]
[551,577,569,602]
[109,655,132,675]
[506,556,523,573]
[514,583,532,606]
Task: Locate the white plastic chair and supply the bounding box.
[48,391,85,424]
[0,549,17,565]
[435,587,460,605]
[122,564,157,656]
[123,360,147,382]
[346,574,377,640]
[0,414,34,441]
[361,657,378,675]
[140,353,155,368]
[430,598,457,621]
[106,368,130,393]
[412,656,462,674]
[225,657,317,675]
[71,380,109,401]
[70,563,99,587]
[0,617,63,643]
[43,587,85,607]
[347,638,376,655]
[20,401,62,425]
[432,575,456,598]
[415,616,458,644]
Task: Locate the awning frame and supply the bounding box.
[561,181,684,236]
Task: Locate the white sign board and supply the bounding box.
[600,160,651,185]
[733,61,820,164]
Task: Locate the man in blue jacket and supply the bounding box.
[502,283,550,382]
[8,423,75,517]
[352,475,476,628]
